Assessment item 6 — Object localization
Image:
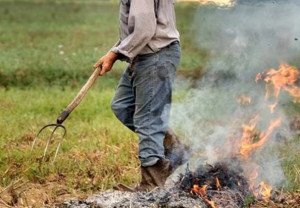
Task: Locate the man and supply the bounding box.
[93,0,189,192]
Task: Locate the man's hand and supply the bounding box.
[93,51,119,76]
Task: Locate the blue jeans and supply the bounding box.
[111,42,181,167]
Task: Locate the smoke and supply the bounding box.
[171,1,300,188]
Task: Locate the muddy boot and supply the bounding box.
[113,159,172,192]
[164,129,191,171]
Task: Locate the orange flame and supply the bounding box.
[269,102,278,114]
[190,184,207,197]
[206,199,218,208]
[248,63,300,200]
[243,164,273,201]
[216,177,221,191]
[190,185,218,208]
[258,181,272,201]
[251,181,272,201]
[257,63,300,103]
[239,118,281,159]
[234,63,296,201]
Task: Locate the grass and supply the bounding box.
[1,0,300,206]
[0,0,206,88]
[0,83,140,190]
[0,0,124,88]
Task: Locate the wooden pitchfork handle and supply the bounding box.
[56,67,102,124]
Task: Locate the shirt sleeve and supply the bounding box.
[110,0,157,62]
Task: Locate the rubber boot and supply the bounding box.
[164,129,191,171]
[113,159,172,192]
[114,130,190,192]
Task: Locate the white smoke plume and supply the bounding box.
[171,0,300,189]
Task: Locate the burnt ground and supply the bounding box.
[1,159,300,207]
[58,189,206,208]
[55,161,300,208]
[55,188,300,208]
[1,176,300,208]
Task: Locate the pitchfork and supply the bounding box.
[31,67,102,162]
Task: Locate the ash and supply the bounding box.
[59,161,250,208]
[58,189,206,208]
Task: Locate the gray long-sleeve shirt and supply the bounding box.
[110,0,180,62]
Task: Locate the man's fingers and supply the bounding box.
[93,62,98,68]
[93,59,103,69]
[99,64,112,76]
[94,55,114,76]
[93,63,101,69]
[99,68,105,76]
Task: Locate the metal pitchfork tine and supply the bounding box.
[31,67,102,162]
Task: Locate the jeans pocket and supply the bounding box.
[122,67,134,81]
[166,42,180,54]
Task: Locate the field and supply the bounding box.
[1,0,300,207]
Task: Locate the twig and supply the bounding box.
[0,166,11,179]
[12,180,29,191]
[0,198,13,208]
[0,178,23,195]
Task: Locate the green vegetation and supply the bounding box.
[0,0,206,88]
[0,85,139,189]
[0,0,206,204]
[0,0,300,206]
[0,0,124,88]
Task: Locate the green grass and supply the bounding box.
[0,83,140,190]
[281,137,300,190]
[0,0,124,88]
[0,0,206,88]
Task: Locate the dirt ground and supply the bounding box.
[0,175,87,208]
[252,191,300,208]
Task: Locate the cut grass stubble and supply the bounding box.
[0,85,140,191]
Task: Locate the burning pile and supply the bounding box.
[173,63,300,207]
[176,161,249,208]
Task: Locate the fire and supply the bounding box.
[238,118,281,159]
[177,0,235,7]
[216,177,221,191]
[190,184,218,208]
[188,63,299,205]
[256,62,300,103]
[269,102,278,114]
[247,164,259,191]
[244,164,272,201]
[190,184,207,197]
[258,181,272,201]
[251,181,273,201]
[234,63,298,202]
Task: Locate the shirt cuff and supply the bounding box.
[110,46,131,62]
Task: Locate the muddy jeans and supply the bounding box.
[111,42,180,167]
